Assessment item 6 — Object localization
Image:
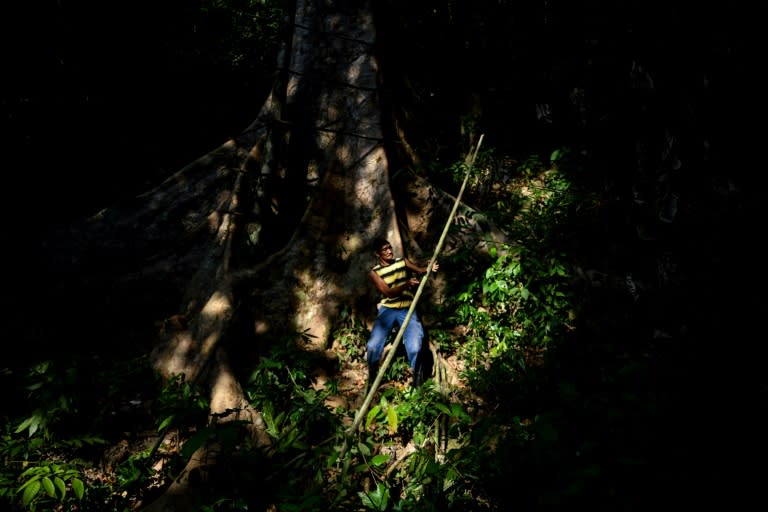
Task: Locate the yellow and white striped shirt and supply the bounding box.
[373,258,413,309]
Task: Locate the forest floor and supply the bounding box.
[313,340,465,415]
[92,335,468,507]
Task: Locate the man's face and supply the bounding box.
[377,244,394,262]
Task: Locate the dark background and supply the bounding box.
[1,2,271,234]
[2,2,761,231]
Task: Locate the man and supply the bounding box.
[366,237,439,388]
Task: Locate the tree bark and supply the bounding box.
[240,0,399,349]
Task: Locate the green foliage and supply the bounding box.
[1,425,90,511]
[428,147,497,197]
[0,429,83,512]
[435,151,579,398]
[340,381,479,511]
[155,372,210,434]
[248,350,339,450]
[14,461,85,511]
[0,354,154,510]
[332,305,369,361]
[359,482,389,510]
[14,360,81,440]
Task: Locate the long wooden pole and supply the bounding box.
[343,134,485,445]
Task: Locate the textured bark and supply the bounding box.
[241,0,399,348]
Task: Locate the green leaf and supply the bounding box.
[386,407,398,433]
[14,416,33,435]
[72,477,85,499]
[326,448,340,468]
[157,414,175,432]
[181,428,212,459]
[18,466,43,480]
[366,405,381,429]
[53,476,66,499]
[433,402,451,415]
[18,476,45,495]
[450,403,471,422]
[28,416,40,437]
[371,454,389,467]
[22,480,41,507]
[352,462,370,473]
[359,482,390,511]
[41,476,56,497]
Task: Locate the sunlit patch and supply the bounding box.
[255,320,270,335]
[201,291,231,317]
[207,210,221,232]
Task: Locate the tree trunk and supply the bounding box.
[138,1,394,508]
[240,0,400,348]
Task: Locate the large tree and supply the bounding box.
[36,1,498,509]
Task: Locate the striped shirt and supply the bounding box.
[373,258,413,309]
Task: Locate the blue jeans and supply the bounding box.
[367,307,423,371]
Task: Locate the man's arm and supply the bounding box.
[403,258,439,275]
[370,269,418,298]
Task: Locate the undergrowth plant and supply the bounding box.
[333,304,369,361]
[0,355,151,511]
[435,148,580,399]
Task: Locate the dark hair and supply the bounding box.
[372,237,390,253]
